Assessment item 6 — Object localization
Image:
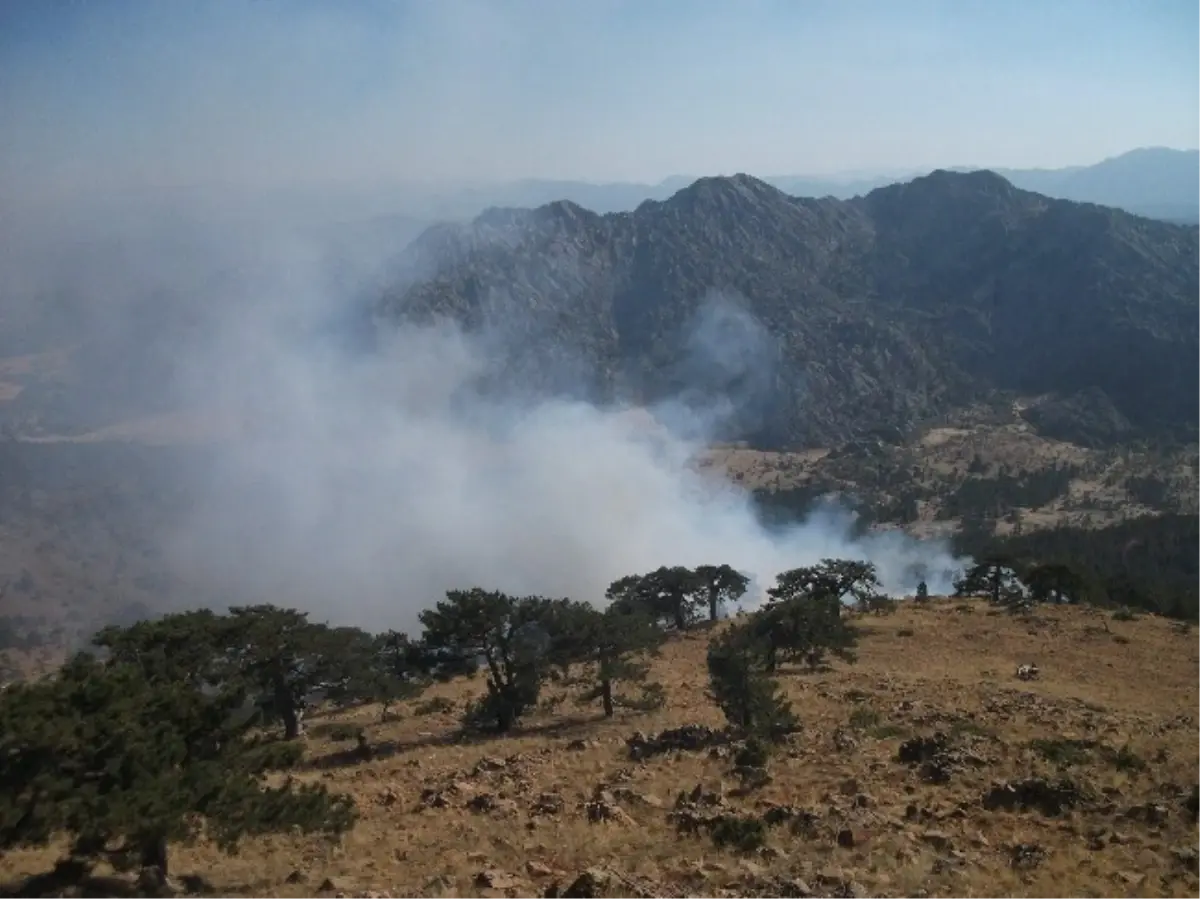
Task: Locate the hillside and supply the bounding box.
[2,600,1196,898]
[379,170,1199,451]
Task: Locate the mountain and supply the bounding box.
[378,170,1199,450]
[992,148,1200,224]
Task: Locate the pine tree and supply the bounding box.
[0,652,356,885]
[418,589,554,732]
[695,564,751,622]
[706,624,796,740]
[544,600,665,717]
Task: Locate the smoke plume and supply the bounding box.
[119,218,967,634]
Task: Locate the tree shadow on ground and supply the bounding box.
[0,863,215,898]
[303,713,604,772]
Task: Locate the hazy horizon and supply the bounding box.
[1,0,1196,213]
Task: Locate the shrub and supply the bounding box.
[711,815,767,853]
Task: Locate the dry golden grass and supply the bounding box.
[3,600,1196,898]
[701,419,1199,531]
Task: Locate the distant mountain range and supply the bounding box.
[378,168,1199,451]
[363,147,1199,226]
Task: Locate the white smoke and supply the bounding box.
[148,225,966,634]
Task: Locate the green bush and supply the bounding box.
[711,815,767,853]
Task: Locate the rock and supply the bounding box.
[1173,846,1199,872]
[560,867,615,898]
[1124,802,1170,827]
[982,777,1085,817]
[419,787,450,809]
[921,829,953,851]
[832,727,859,752]
[839,777,859,795]
[527,861,556,878]
[285,870,306,884]
[565,738,595,751]
[897,733,951,765]
[475,756,508,773]
[318,877,348,896]
[1117,871,1146,887]
[777,878,813,897]
[531,792,565,815]
[476,868,522,891]
[836,827,867,848]
[613,788,662,808]
[626,723,728,760]
[585,798,635,825]
[468,793,500,813]
[466,793,518,816]
[1009,843,1046,870]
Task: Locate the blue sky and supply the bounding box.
[0,0,1196,202]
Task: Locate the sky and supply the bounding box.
[0,0,1196,205]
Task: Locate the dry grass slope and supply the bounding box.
[3,600,1197,898]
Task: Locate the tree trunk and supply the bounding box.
[140,834,169,879]
[708,586,719,622]
[496,699,513,732]
[280,697,302,740]
[673,603,687,631]
[601,677,614,718]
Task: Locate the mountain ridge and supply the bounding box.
[379,168,1199,451]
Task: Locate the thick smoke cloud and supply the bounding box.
[133,220,968,634]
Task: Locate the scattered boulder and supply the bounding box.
[983,778,1086,817]
[920,829,953,851]
[1009,843,1046,870]
[584,787,635,825]
[832,727,859,753]
[548,867,634,898]
[475,868,523,891]
[836,827,869,849]
[626,724,728,760]
[526,861,556,878]
[1173,846,1199,873]
[898,733,951,765]
[1015,664,1040,681]
[669,783,730,835]
[896,732,983,784]
[531,792,565,816]
[762,803,820,836]
[611,787,663,808]
[1124,802,1169,827]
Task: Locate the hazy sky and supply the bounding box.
[1,0,1196,203]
